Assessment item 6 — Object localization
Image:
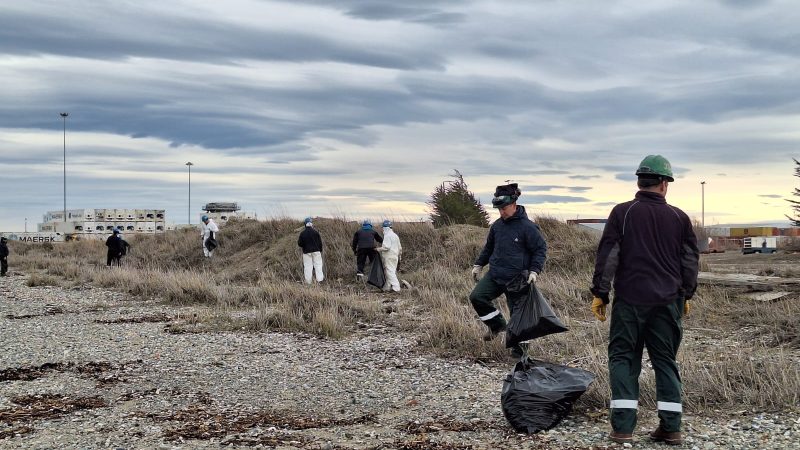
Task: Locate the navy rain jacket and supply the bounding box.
[591,190,699,306]
[298,227,323,254]
[351,226,383,252]
[474,205,547,284]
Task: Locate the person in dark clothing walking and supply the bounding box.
[105,229,129,267]
[590,155,699,446]
[351,219,383,280]
[297,217,324,284]
[0,237,9,276]
[469,183,547,357]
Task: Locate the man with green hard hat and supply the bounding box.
[590,155,699,445]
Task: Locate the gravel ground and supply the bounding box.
[1,273,798,449]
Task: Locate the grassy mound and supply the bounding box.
[9,217,799,411]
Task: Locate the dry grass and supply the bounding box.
[9,217,800,411]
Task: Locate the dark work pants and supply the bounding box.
[468,275,526,346]
[106,252,121,267]
[0,257,7,275]
[355,248,377,274]
[608,298,684,433]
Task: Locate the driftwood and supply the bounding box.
[740,291,793,302]
[697,272,800,291]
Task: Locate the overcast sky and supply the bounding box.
[1,0,798,231]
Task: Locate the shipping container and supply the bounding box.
[1,232,65,243]
[705,227,730,237]
[730,227,777,237]
[743,237,778,254]
[779,227,800,237]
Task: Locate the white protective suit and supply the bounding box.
[378,226,402,292]
[201,219,219,257]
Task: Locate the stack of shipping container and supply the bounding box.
[38,208,166,239]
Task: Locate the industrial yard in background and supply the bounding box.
[201,202,256,224]
[568,219,798,254]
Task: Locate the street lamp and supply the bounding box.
[60,112,69,222]
[185,162,193,224]
[700,181,706,228]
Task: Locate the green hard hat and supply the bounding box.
[635,155,674,182]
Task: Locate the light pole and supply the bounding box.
[700,181,706,228]
[185,162,193,224]
[60,112,69,222]
[24,218,28,233]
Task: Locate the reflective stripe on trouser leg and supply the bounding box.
[657,401,682,413]
[479,310,500,321]
[610,399,639,409]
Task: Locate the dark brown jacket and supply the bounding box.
[591,191,699,305]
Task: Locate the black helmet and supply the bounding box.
[492,183,521,208]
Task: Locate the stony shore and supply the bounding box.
[1,274,798,449]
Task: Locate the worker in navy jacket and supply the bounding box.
[469,183,547,356]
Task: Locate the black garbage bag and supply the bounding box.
[505,273,568,348]
[367,253,386,288]
[502,357,595,434]
[205,231,218,251]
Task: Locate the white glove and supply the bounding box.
[472,265,482,281]
[527,271,538,284]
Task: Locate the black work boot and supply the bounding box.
[509,345,525,359]
[482,323,507,341]
[609,431,634,444]
[649,427,683,445]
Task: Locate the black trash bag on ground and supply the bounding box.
[502,357,595,434]
[367,253,386,288]
[505,273,568,348]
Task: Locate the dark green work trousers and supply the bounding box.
[609,297,683,434]
[469,275,526,346]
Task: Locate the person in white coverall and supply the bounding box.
[377,220,402,292]
[200,215,219,258]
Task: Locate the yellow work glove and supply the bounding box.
[591,297,607,322]
[684,300,690,316]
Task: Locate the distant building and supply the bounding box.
[38,209,167,239]
[201,202,256,224]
